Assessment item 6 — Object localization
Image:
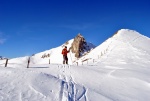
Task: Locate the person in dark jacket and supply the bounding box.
[61,46,70,64]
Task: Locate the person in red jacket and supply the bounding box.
[62,46,70,64]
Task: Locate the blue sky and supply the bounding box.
[0,0,150,58]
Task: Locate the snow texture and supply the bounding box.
[0,29,150,101]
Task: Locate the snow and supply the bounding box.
[0,29,150,101]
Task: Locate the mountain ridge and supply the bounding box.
[2,29,150,66]
[0,29,150,101]
[77,29,150,64]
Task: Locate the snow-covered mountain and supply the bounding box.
[0,29,150,101]
[1,34,95,66]
[78,29,150,64]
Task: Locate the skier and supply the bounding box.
[61,46,70,64]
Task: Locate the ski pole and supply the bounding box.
[69,52,73,65]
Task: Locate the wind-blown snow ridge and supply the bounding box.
[0,29,150,101]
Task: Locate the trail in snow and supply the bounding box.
[56,64,88,101]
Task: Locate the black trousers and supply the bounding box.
[63,55,68,64]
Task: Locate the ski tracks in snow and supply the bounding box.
[57,65,88,101]
[59,80,87,101]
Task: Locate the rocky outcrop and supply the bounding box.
[70,33,95,58]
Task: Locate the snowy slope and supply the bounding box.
[3,38,94,66]
[0,39,75,67]
[78,29,150,64]
[30,39,75,65]
[0,29,150,101]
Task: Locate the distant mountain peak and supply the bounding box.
[118,29,137,33]
[77,33,83,38]
[70,33,95,58]
[112,29,143,40]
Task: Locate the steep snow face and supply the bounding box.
[114,29,150,54]
[78,29,150,64]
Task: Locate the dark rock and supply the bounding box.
[70,33,95,58]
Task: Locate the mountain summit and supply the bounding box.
[78,29,150,63]
[70,33,95,58]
